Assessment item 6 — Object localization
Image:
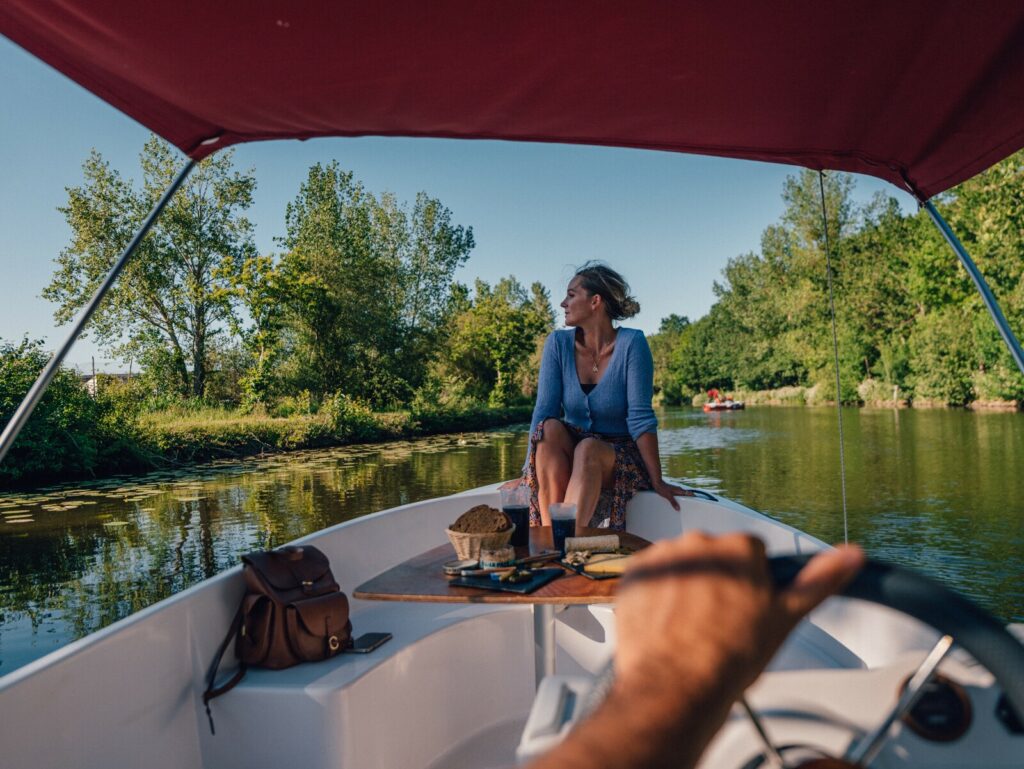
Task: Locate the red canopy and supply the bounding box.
[3,1,1024,198]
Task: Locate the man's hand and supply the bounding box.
[528,532,864,769]
[615,532,864,700]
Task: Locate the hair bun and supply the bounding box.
[620,297,640,319]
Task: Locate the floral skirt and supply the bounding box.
[525,419,651,531]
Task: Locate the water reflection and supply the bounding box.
[0,432,527,673]
[661,407,1024,624]
[2,408,1023,675]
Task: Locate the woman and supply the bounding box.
[524,262,688,531]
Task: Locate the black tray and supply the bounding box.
[449,567,563,594]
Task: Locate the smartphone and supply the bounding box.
[342,632,392,654]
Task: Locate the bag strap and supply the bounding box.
[202,604,247,736]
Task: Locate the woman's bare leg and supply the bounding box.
[564,437,616,528]
[535,419,574,526]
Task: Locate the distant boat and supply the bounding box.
[703,400,745,412]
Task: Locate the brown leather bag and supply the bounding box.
[203,545,353,733]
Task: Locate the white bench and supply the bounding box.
[202,600,537,769]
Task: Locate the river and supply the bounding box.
[1,406,1022,675]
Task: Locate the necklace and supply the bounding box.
[586,339,615,373]
[576,329,617,375]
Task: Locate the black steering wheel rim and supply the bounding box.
[584,555,1024,734]
[768,555,1024,723]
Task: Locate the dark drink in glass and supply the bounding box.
[503,505,530,547]
[548,502,577,554]
[500,485,532,549]
[550,516,576,554]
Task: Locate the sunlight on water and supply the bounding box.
[1,408,1022,674]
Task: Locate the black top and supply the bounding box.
[580,383,597,395]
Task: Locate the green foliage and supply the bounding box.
[439,277,554,407]
[222,253,285,408]
[649,314,692,404]
[269,391,316,418]
[44,137,257,399]
[908,309,975,404]
[650,154,1024,407]
[0,340,142,482]
[320,393,379,441]
[277,162,474,407]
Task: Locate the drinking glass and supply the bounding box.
[500,484,531,547]
[548,502,577,554]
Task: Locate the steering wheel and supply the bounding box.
[583,555,1024,768]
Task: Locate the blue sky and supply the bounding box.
[0,36,915,372]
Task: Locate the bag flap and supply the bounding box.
[243,545,336,592]
[289,592,351,638]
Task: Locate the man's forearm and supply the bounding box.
[527,670,736,769]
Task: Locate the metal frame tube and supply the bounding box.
[533,604,556,686]
[922,198,1024,376]
[0,159,197,465]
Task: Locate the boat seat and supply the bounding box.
[200,600,538,769]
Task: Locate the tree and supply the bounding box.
[648,315,691,404]
[949,149,1024,399]
[278,162,474,406]
[221,253,285,407]
[44,137,256,398]
[443,278,554,407]
[0,339,137,482]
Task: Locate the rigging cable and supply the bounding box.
[818,170,849,545]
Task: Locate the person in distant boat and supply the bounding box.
[523,261,688,531]
[527,532,865,769]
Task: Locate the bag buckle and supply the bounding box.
[328,635,340,652]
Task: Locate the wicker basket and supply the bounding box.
[446,525,515,560]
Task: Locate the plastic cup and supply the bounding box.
[548,502,577,553]
[500,485,531,547]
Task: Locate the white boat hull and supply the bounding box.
[0,485,943,769]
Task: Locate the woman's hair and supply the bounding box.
[573,261,640,320]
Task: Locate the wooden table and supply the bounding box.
[354,526,651,685]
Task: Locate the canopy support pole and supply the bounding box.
[0,159,197,466]
[818,171,848,545]
[920,199,1024,377]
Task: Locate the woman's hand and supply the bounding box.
[651,478,691,511]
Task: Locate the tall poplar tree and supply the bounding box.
[44,137,256,398]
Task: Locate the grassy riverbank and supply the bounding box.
[141,402,533,463]
[690,383,1020,410]
[1,401,533,488]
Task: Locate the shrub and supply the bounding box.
[972,365,1024,402]
[320,393,380,441]
[858,378,902,403]
[269,390,315,418]
[908,310,975,405]
[0,339,141,483]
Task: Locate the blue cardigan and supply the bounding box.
[524,327,658,470]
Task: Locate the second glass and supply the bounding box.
[548,502,577,553]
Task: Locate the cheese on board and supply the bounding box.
[583,553,632,575]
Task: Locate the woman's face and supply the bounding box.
[561,277,600,326]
